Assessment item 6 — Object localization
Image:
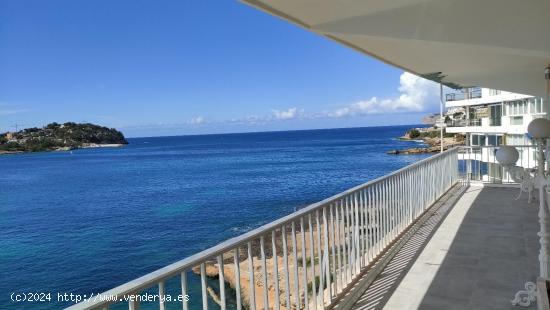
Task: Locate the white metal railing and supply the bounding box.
[67,148,460,310]
[446,118,481,127]
[458,145,538,184]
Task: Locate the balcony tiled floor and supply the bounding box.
[351,186,539,310]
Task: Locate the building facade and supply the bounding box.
[445,87,545,181]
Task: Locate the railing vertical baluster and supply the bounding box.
[362,189,368,266]
[217,255,227,310]
[181,271,189,310]
[390,178,395,240]
[388,177,395,243]
[358,190,364,266]
[403,173,407,227]
[260,237,269,310]
[329,204,337,296]
[403,171,407,227]
[248,242,256,310]
[315,209,324,306]
[391,177,396,240]
[322,207,332,304]
[353,192,361,274]
[335,200,342,292]
[291,222,300,310]
[371,184,380,259]
[387,179,391,242]
[234,248,242,310]
[281,226,291,310]
[128,299,139,310]
[347,195,356,276]
[308,213,318,310]
[356,190,365,273]
[342,199,349,284]
[383,181,389,248]
[342,197,352,284]
[423,165,427,211]
[159,281,166,310]
[271,232,280,310]
[387,180,391,245]
[200,263,208,310]
[366,188,372,262]
[393,175,401,238]
[400,173,405,231]
[408,170,413,225]
[374,185,380,255]
[397,175,402,232]
[300,217,309,310]
[349,196,355,278]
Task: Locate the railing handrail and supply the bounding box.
[67,147,459,310]
[460,145,534,148]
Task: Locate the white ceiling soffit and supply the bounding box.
[241,0,550,97]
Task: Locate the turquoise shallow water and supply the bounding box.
[0,125,429,309]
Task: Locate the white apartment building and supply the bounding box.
[445,87,545,181]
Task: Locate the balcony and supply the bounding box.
[350,186,538,310]
[67,147,542,310]
[445,88,482,102]
[446,119,481,127]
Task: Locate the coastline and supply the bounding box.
[0,143,125,155]
[387,128,465,155]
[81,143,125,148]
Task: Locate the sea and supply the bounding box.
[0,125,429,309]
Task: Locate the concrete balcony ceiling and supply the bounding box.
[241,0,550,97]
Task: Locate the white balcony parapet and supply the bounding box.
[67,149,460,310]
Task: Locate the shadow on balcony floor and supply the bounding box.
[351,186,539,310]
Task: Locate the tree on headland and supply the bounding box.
[0,122,128,153]
[408,129,421,139]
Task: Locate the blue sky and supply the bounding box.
[0,0,442,137]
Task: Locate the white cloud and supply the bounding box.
[272,107,299,120]
[189,116,204,124]
[329,72,440,117]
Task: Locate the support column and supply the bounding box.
[440,83,444,153]
[545,66,549,120]
[538,139,550,278]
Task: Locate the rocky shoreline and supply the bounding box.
[387,128,465,155]
[0,143,125,155]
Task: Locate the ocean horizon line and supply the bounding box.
[126,123,428,139]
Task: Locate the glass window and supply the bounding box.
[487,135,503,146]
[507,134,527,145]
[487,135,496,146]
[534,98,545,114]
[511,116,523,125]
[479,135,486,146]
[532,98,536,113]
[471,134,480,146]
[507,100,528,116]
